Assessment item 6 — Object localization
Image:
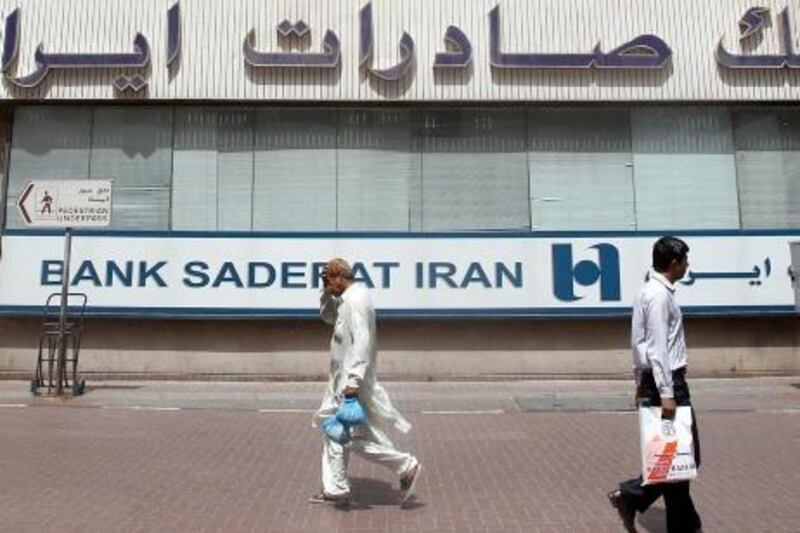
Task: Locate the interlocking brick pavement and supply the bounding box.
[0,379,798,532]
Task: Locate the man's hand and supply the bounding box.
[661,397,676,419]
[321,266,330,290]
[343,386,359,398]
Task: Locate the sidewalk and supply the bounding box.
[2,376,798,413]
[0,378,797,532]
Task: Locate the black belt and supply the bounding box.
[641,366,686,379]
[639,366,691,405]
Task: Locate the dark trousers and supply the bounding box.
[619,369,702,533]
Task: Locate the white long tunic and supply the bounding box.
[313,285,411,434]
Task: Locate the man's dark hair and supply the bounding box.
[652,236,689,272]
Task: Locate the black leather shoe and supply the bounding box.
[608,489,637,532]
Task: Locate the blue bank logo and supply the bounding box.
[552,243,621,302]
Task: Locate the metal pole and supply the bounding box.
[55,227,72,396]
[791,241,800,314]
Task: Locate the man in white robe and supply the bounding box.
[310,258,421,505]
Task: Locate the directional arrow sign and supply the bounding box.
[16,180,112,227]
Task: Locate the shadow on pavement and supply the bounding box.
[342,477,425,511]
[638,506,667,533]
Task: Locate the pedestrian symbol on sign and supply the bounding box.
[40,190,53,215]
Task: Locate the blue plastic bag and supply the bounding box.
[336,397,366,427]
[321,415,351,445]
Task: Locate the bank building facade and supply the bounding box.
[0,0,797,378]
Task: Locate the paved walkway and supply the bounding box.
[0,378,798,532]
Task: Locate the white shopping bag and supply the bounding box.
[639,406,697,485]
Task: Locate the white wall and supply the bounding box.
[0,317,797,379]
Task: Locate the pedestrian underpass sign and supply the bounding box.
[16,180,112,227]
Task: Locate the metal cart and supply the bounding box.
[30,292,87,396]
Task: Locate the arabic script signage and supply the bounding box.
[1,0,800,101]
[0,231,795,318]
[717,7,800,69]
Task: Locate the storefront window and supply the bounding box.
[418,109,529,231]
[734,108,800,229]
[172,108,223,230]
[4,105,800,233]
[631,107,740,230]
[90,107,173,230]
[6,107,91,229]
[337,109,416,231]
[253,109,337,231]
[528,108,635,230]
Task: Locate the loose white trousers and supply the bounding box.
[322,425,417,496]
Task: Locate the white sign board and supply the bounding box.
[0,232,796,318]
[16,180,112,228]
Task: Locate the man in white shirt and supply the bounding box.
[609,237,702,533]
[309,258,421,506]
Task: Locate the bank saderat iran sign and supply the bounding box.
[0,232,795,318]
[1,1,800,101]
